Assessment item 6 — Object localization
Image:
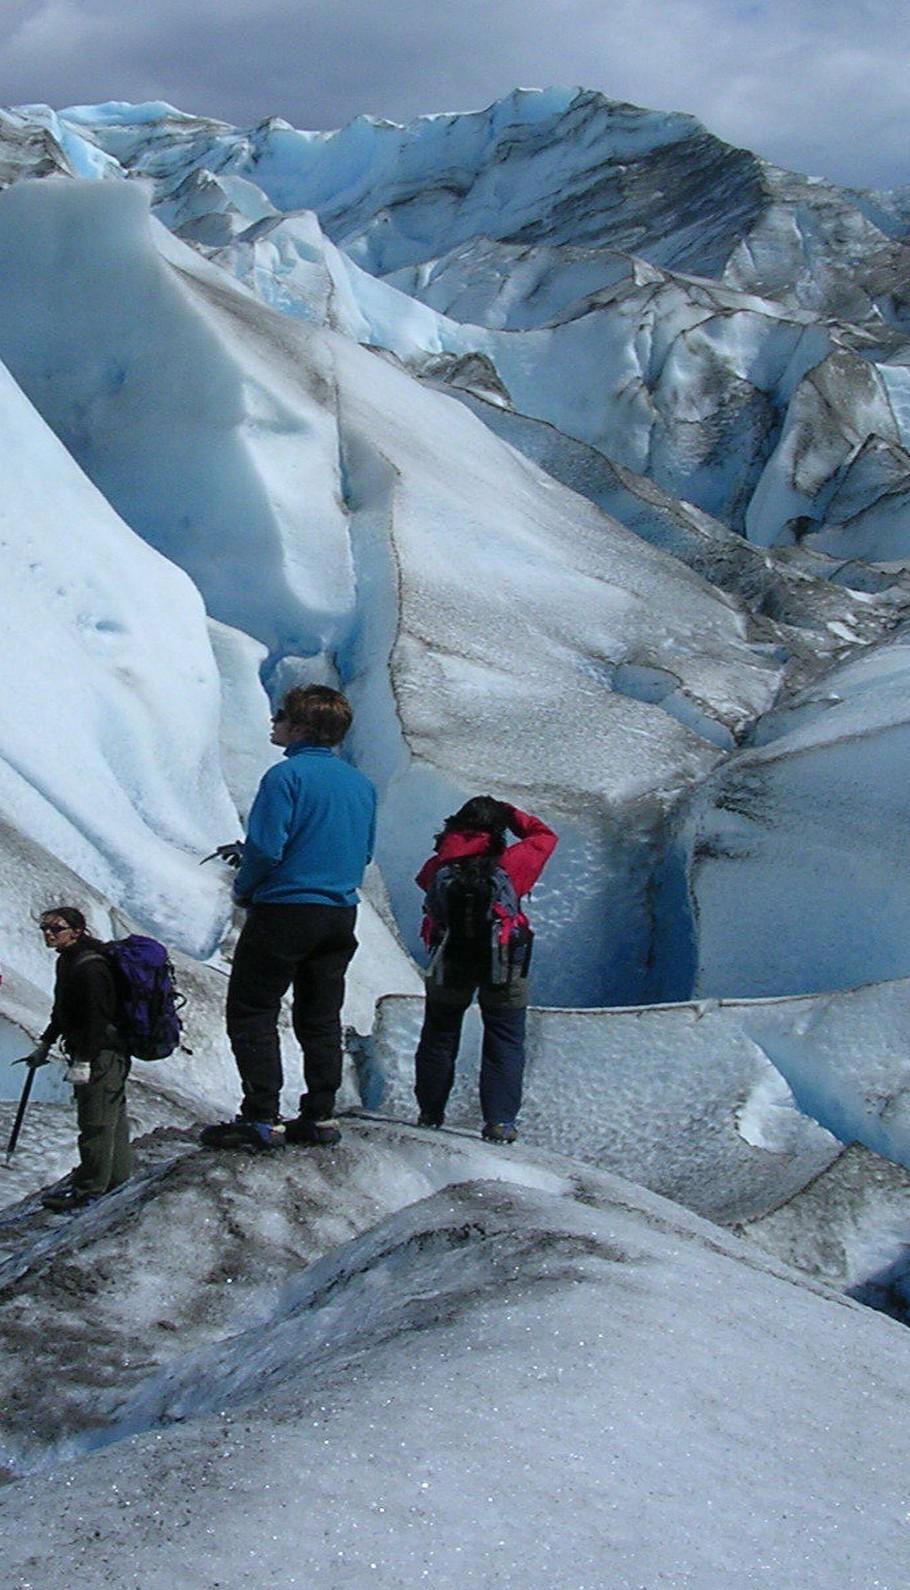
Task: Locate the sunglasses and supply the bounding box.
[271,709,288,723]
[40,922,71,936]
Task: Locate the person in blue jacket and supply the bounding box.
[201,685,377,1153]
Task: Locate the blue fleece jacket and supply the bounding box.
[233,744,377,908]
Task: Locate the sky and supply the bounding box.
[0,0,906,190]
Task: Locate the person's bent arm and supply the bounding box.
[233,769,295,901]
[502,806,558,897]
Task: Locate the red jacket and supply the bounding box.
[416,806,557,945]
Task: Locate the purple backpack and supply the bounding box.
[104,935,184,1061]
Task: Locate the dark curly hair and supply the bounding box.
[438,795,510,855]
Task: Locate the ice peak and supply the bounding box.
[60,100,203,126]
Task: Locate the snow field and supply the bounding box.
[374,993,842,1224]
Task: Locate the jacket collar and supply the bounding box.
[435,830,493,863]
[417,830,494,887]
[59,935,105,961]
[284,742,332,758]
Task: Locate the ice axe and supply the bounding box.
[4,1059,38,1164]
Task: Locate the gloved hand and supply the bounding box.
[200,840,245,868]
[14,1039,51,1068]
[215,841,244,868]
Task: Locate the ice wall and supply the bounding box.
[0,179,355,658]
[686,633,910,998]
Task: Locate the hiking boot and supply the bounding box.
[199,1118,286,1152]
[482,1122,517,1145]
[40,1187,99,1213]
[64,1060,91,1086]
[284,1116,341,1147]
[417,1113,444,1129]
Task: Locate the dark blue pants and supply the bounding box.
[226,903,357,1123]
[414,974,528,1127]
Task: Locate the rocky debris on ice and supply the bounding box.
[736,1141,910,1306]
[437,384,909,681]
[0,107,75,186]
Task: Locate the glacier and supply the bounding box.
[0,172,805,1006]
[1,83,910,1587]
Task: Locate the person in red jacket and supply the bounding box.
[413,795,557,1143]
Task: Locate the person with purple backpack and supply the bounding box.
[24,906,132,1212]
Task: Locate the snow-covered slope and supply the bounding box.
[0,352,237,955]
[0,1123,908,1588]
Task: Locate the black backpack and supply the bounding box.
[425,857,532,984]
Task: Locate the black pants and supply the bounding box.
[226,903,357,1123]
[414,971,529,1127]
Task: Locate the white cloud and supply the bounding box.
[0,0,907,188]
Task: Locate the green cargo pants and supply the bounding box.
[72,1048,132,1197]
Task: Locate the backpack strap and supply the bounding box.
[70,950,110,974]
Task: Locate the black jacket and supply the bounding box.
[41,938,122,1062]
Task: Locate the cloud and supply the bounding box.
[1,0,907,188]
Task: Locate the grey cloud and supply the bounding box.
[1,0,907,188]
